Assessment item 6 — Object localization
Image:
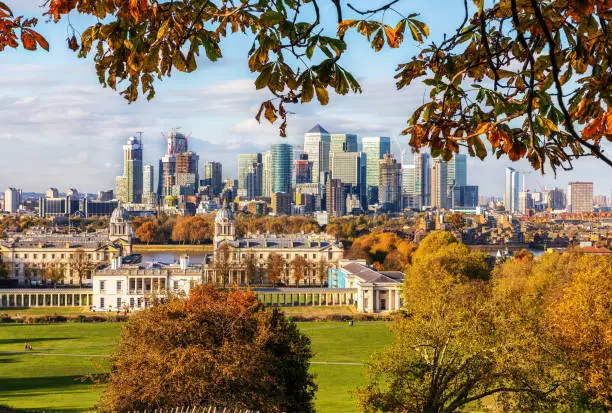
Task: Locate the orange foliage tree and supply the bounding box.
[98,285,316,412]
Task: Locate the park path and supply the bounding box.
[0,351,365,364]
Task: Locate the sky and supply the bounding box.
[0,0,610,197]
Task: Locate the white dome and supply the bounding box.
[111,205,130,222]
[215,205,234,224]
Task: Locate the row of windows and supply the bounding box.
[13,252,104,260]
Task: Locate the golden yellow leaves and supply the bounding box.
[337,16,429,52]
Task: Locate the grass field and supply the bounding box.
[0,321,393,413]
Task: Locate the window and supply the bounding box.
[137,298,142,307]
[259,254,263,259]
[14,254,19,259]
[61,254,64,259]
[312,254,316,259]
[173,281,179,289]
[129,298,134,308]
[42,254,46,259]
[116,298,122,309]
[33,254,37,259]
[100,297,105,308]
[23,254,27,259]
[116,280,122,291]
[286,254,290,258]
[304,253,307,258]
[51,254,55,259]
[100,281,105,291]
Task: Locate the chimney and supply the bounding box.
[180,255,190,270]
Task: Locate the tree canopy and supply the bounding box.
[98,285,316,412]
[2,0,610,172]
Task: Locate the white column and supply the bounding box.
[375,290,380,313]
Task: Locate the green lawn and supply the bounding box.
[0,321,393,413]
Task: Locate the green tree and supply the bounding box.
[98,285,316,412]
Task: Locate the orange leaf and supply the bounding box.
[384,25,399,48]
[20,31,37,50]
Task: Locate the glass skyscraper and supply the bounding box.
[330,133,358,153]
[504,167,520,213]
[238,153,262,192]
[271,143,293,193]
[447,153,467,188]
[361,136,391,204]
[116,135,143,204]
[303,124,331,184]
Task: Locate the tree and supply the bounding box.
[244,253,258,286]
[97,285,316,412]
[213,243,232,288]
[356,233,557,413]
[315,258,329,287]
[0,258,9,280]
[188,216,213,244]
[171,218,190,244]
[70,248,97,287]
[135,220,159,245]
[23,263,38,286]
[266,253,285,286]
[448,213,466,230]
[290,255,308,286]
[42,261,65,287]
[5,0,610,171]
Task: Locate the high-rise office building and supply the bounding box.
[447,154,467,188]
[38,196,80,218]
[271,143,293,194]
[293,154,313,184]
[158,130,199,197]
[567,182,593,213]
[362,136,391,204]
[326,178,346,217]
[518,190,533,214]
[454,185,479,208]
[203,161,223,195]
[4,188,20,213]
[504,167,520,213]
[379,154,402,212]
[303,124,331,184]
[97,190,114,201]
[402,164,418,209]
[431,158,448,209]
[46,188,59,198]
[116,135,143,204]
[142,164,156,204]
[238,153,262,193]
[262,151,273,197]
[330,151,367,210]
[546,187,565,210]
[271,192,292,215]
[414,153,431,207]
[245,163,263,199]
[330,133,358,153]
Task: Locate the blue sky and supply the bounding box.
[0,0,609,197]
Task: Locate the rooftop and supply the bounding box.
[306,124,329,134]
[342,262,405,284]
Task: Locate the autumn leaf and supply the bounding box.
[384,25,399,48]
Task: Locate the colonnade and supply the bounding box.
[0,289,93,308]
[256,289,357,307]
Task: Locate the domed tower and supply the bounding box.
[109,205,133,254]
[214,202,236,247]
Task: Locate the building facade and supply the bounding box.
[271,143,293,194]
[203,161,223,196]
[330,151,367,210]
[330,133,358,154]
[362,136,391,204]
[379,154,402,212]
[4,188,20,213]
[116,135,143,204]
[504,167,520,213]
[430,158,448,209]
[567,182,593,213]
[303,124,331,184]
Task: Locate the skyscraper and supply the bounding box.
[504,167,520,213]
[142,164,155,204]
[246,162,263,199]
[447,154,467,188]
[158,130,199,197]
[116,135,143,203]
[567,182,593,213]
[330,151,367,210]
[431,158,448,209]
[379,154,402,212]
[271,143,293,194]
[303,124,331,184]
[326,178,346,217]
[203,161,223,195]
[518,189,533,214]
[46,188,59,198]
[262,151,273,197]
[293,154,313,184]
[362,136,391,204]
[402,164,418,209]
[414,152,431,207]
[4,188,20,213]
[238,153,262,195]
[546,187,565,210]
[330,133,358,153]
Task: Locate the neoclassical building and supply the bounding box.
[0,206,133,286]
[204,204,344,285]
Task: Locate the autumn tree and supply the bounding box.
[188,216,213,244]
[213,243,232,288]
[135,220,159,245]
[356,232,560,413]
[98,285,316,412]
[42,261,65,288]
[171,218,190,244]
[266,253,285,286]
[70,248,97,287]
[315,257,329,287]
[243,253,258,286]
[290,255,308,286]
[0,258,9,280]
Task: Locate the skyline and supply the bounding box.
[0,1,610,196]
